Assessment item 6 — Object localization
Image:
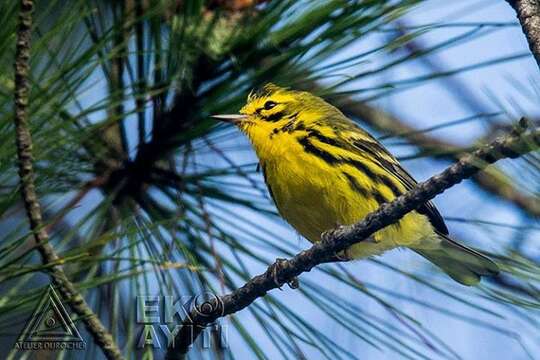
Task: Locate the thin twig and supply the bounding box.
[44,177,107,233]
[12,1,123,359]
[166,125,539,359]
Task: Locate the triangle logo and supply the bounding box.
[16,285,86,349]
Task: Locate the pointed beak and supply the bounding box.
[211,114,249,124]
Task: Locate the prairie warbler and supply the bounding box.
[213,84,499,285]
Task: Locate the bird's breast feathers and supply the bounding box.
[259,132,436,258]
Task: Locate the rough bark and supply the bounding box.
[507,0,540,69]
[12,1,123,359]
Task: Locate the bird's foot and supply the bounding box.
[287,277,300,289]
[270,258,299,290]
[321,223,352,262]
[321,222,348,243]
[332,249,352,262]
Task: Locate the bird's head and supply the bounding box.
[213,83,340,149]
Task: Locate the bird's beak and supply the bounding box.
[211,114,249,124]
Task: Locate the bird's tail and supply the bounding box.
[413,233,499,286]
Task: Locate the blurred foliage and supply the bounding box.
[0,0,538,359]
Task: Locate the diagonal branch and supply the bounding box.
[506,0,540,69]
[166,122,539,359]
[12,1,123,359]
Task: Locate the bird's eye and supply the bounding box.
[264,101,277,110]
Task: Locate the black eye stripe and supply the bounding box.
[264,101,277,110]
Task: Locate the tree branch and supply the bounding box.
[166,122,539,359]
[507,0,540,69]
[12,1,123,359]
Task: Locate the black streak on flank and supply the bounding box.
[379,175,402,199]
[373,191,388,205]
[308,129,340,147]
[298,136,340,165]
[298,135,386,185]
[308,130,383,182]
[348,158,379,180]
[343,171,401,228]
[343,172,370,198]
[351,140,442,231]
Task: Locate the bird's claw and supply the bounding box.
[270,258,300,290]
[321,222,349,242]
[333,249,352,262]
[321,229,334,243]
[287,277,300,289]
[322,223,352,262]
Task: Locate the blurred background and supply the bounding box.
[0,0,538,359]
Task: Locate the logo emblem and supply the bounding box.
[16,285,86,350]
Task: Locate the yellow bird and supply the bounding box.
[213,83,499,285]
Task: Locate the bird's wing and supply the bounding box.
[338,121,449,235]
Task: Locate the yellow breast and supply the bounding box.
[254,130,435,259]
